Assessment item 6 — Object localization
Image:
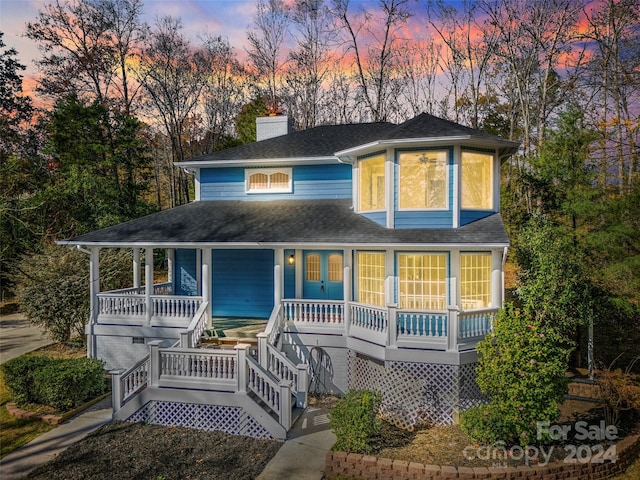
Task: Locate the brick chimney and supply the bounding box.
[256,115,290,141]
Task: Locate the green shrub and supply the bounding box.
[32,358,106,411]
[461,304,569,445]
[1,356,51,404]
[330,389,381,454]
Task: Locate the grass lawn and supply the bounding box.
[0,343,88,458]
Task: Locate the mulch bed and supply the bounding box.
[26,422,282,480]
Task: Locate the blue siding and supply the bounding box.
[460,210,494,225]
[394,211,453,228]
[360,211,386,226]
[174,249,198,296]
[200,164,351,201]
[212,249,274,318]
[284,249,295,298]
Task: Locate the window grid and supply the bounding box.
[357,252,385,306]
[460,253,491,310]
[306,254,320,281]
[328,254,343,282]
[398,254,447,310]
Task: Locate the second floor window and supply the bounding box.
[461,151,494,210]
[358,154,386,211]
[398,150,448,209]
[246,168,292,193]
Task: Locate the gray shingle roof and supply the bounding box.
[62,199,509,247]
[182,113,519,163]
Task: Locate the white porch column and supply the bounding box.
[384,248,395,305]
[88,247,100,358]
[145,248,153,325]
[294,249,303,298]
[491,249,503,308]
[274,249,284,304]
[132,248,141,288]
[166,248,175,285]
[201,248,212,327]
[343,266,352,335]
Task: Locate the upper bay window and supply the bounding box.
[398,150,448,210]
[358,153,386,211]
[461,150,494,210]
[246,168,292,193]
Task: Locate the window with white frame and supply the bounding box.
[246,168,292,193]
[460,252,492,309]
[357,251,385,306]
[398,150,447,209]
[398,253,447,310]
[358,154,386,211]
[461,151,493,209]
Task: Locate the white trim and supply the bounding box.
[176,156,339,168]
[452,145,460,228]
[385,148,394,228]
[61,241,510,249]
[334,136,472,157]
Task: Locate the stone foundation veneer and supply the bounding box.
[325,433,640,480]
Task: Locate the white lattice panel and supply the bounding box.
[348,352,481,428]
[126,401,273,439]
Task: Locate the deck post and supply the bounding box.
[279,380,292,429]
[201,248,212,327]
[235,343,249,393]
[145,248,153,325]
[148,340,162,386]
[447,307,459,351]
[296,364,308,408]
[133,248,140,288]
[110,369,124,413]
[491,249,502,308]
[387,304,398,348]
[257,332,268,368]
[88,247,100,358]
[343,266,351,335]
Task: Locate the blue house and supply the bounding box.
[61,113,519,439]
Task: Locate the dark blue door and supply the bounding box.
[303,251,344,300]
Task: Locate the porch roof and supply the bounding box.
[60,199,509,248]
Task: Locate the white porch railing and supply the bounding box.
[282,299,344,326]
[458,308,496,339]
[97,292,202,323]
[396,311,448,338]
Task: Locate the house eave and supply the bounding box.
[175,156,340,168]
[58,239,510,250]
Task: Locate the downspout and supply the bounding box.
[502,246,508,308]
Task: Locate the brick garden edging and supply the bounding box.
[325,433,640,479]
[6,392,111,425]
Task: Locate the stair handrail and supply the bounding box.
[179,301,209,348]
[245,354,292,430]
[111,353,151,412]
[263,302,284,346]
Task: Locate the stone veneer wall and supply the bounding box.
[325,433,640,480]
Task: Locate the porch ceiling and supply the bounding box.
[59,199,509,248]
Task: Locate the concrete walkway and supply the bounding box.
[0,313,52,365]
[257,406,336,480]
[0,399,112,480]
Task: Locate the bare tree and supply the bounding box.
[396,39,441,117]
[479,0,582,154]
[284,0,338,129]
[26,0,146,113]
[246,0,291,112]
[137,16,207,206]
[426,0,498,128]
[331,0,412,122]
[26,0,115,104]
[581,0,640,192]
[200,34,248,151]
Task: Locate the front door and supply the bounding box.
[303,251,344,300]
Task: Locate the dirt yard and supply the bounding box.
[26,421,282,480]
